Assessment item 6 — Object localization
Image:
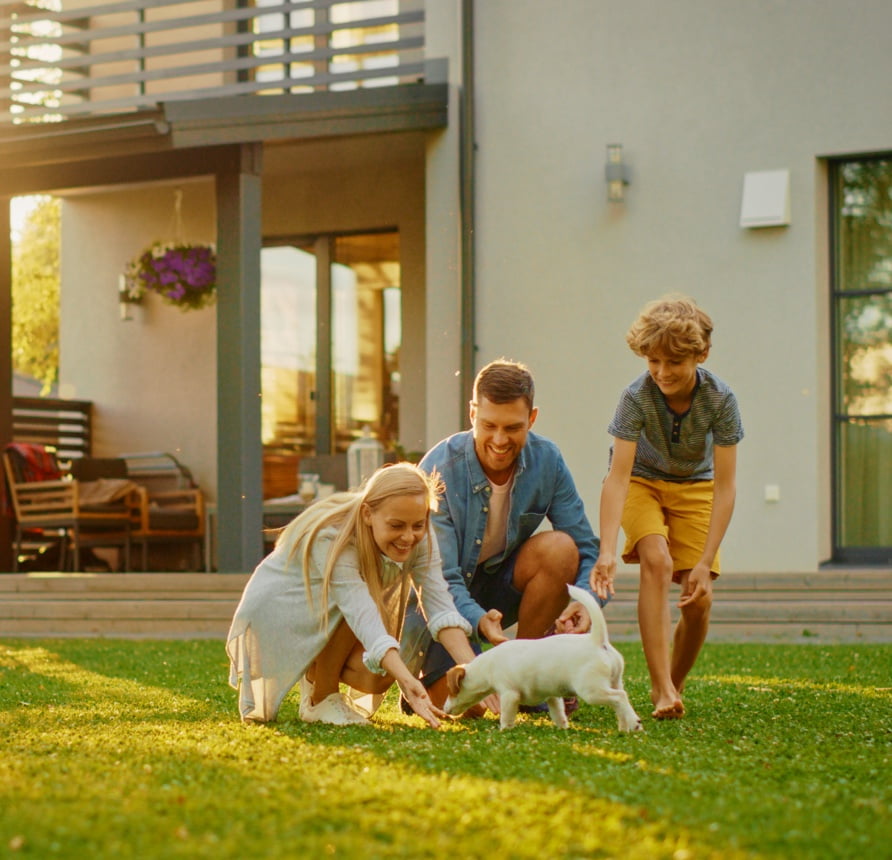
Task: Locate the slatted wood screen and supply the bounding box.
[11,396,92,461]
[0,0,426,124]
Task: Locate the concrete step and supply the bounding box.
[606,569,892,643]
[0,572,248,597]
[0,569,889,641]
[0,572,249,638]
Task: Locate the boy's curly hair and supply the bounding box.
[626,294,713,358]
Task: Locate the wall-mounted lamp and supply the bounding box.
[118,274,143,322]
[605,143,631,202]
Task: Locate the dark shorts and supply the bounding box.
[416,547,524,687]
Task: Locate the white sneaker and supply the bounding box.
[301,691,371,726]
[347,687,385,718]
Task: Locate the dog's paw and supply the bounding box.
[619,711,643,732]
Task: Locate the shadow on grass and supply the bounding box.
[0,640,234,735]
[0,644,80,713]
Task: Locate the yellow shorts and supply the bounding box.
[621,476,720,581]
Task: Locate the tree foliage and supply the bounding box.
[12,196,60,393]
[837,160,892,414]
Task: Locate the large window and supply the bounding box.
[261,231,400,480]
[831,158,892,562]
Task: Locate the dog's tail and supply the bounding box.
[567,584,609,648]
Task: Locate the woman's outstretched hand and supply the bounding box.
[400,677,450,728]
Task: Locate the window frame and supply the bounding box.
[828,155,892,565]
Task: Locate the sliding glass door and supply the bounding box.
[260,231,400,495]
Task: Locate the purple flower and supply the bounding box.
[127,242,217,311]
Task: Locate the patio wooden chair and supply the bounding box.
[70,455,205,571]
[3,444,132,572]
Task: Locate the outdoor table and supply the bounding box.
[204,495,307,571]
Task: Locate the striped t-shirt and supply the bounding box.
[607,367,744,481]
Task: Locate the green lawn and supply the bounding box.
[1,639,889,859]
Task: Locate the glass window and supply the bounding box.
[832,159,892,558]
[260,243,317,454]
[260,231,400,496]
[332,232,401,451]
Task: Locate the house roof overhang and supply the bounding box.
[164,83,448,148]
[0,83,448,196]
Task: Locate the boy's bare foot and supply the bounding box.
[651,688,685,719]
[652,699,685,720]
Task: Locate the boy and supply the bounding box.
[592,295,743,719]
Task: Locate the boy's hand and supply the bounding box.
[678,562,713,608]
[590,554,617,602]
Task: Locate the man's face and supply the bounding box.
[470,396,537,483]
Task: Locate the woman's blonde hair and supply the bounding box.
[626,293,713,358]
[274,461,444,634]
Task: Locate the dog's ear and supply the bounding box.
[446,665,466,696]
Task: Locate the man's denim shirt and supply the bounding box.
[420,430,603,636]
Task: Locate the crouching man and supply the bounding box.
[400,359,605,715]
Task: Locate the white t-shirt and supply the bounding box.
[479,473,514,563]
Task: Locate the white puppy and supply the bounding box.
[443,585,642,731]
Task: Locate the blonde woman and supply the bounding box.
[227,462,479,727]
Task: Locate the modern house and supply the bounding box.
[1,0,889,574]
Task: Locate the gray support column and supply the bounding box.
[215,144,263,572]
[0,199,12,569]
[314,235,332,454]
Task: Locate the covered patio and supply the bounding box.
[0,1,451,572]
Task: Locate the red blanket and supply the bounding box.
[5,443,63,483]
[2,443,63,516]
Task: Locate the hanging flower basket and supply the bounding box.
[124,241,217,311]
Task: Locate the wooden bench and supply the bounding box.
[119,451,198,492]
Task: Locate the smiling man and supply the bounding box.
[400,359,603,711]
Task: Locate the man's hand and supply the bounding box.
[555,599,591,634]
[482,693,501,714]
[477,608,508,645]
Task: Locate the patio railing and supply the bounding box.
[0,0,426,125]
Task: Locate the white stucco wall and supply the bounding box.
[433,0,892,572]
[60,180,218,497]
[56,0,892,571]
